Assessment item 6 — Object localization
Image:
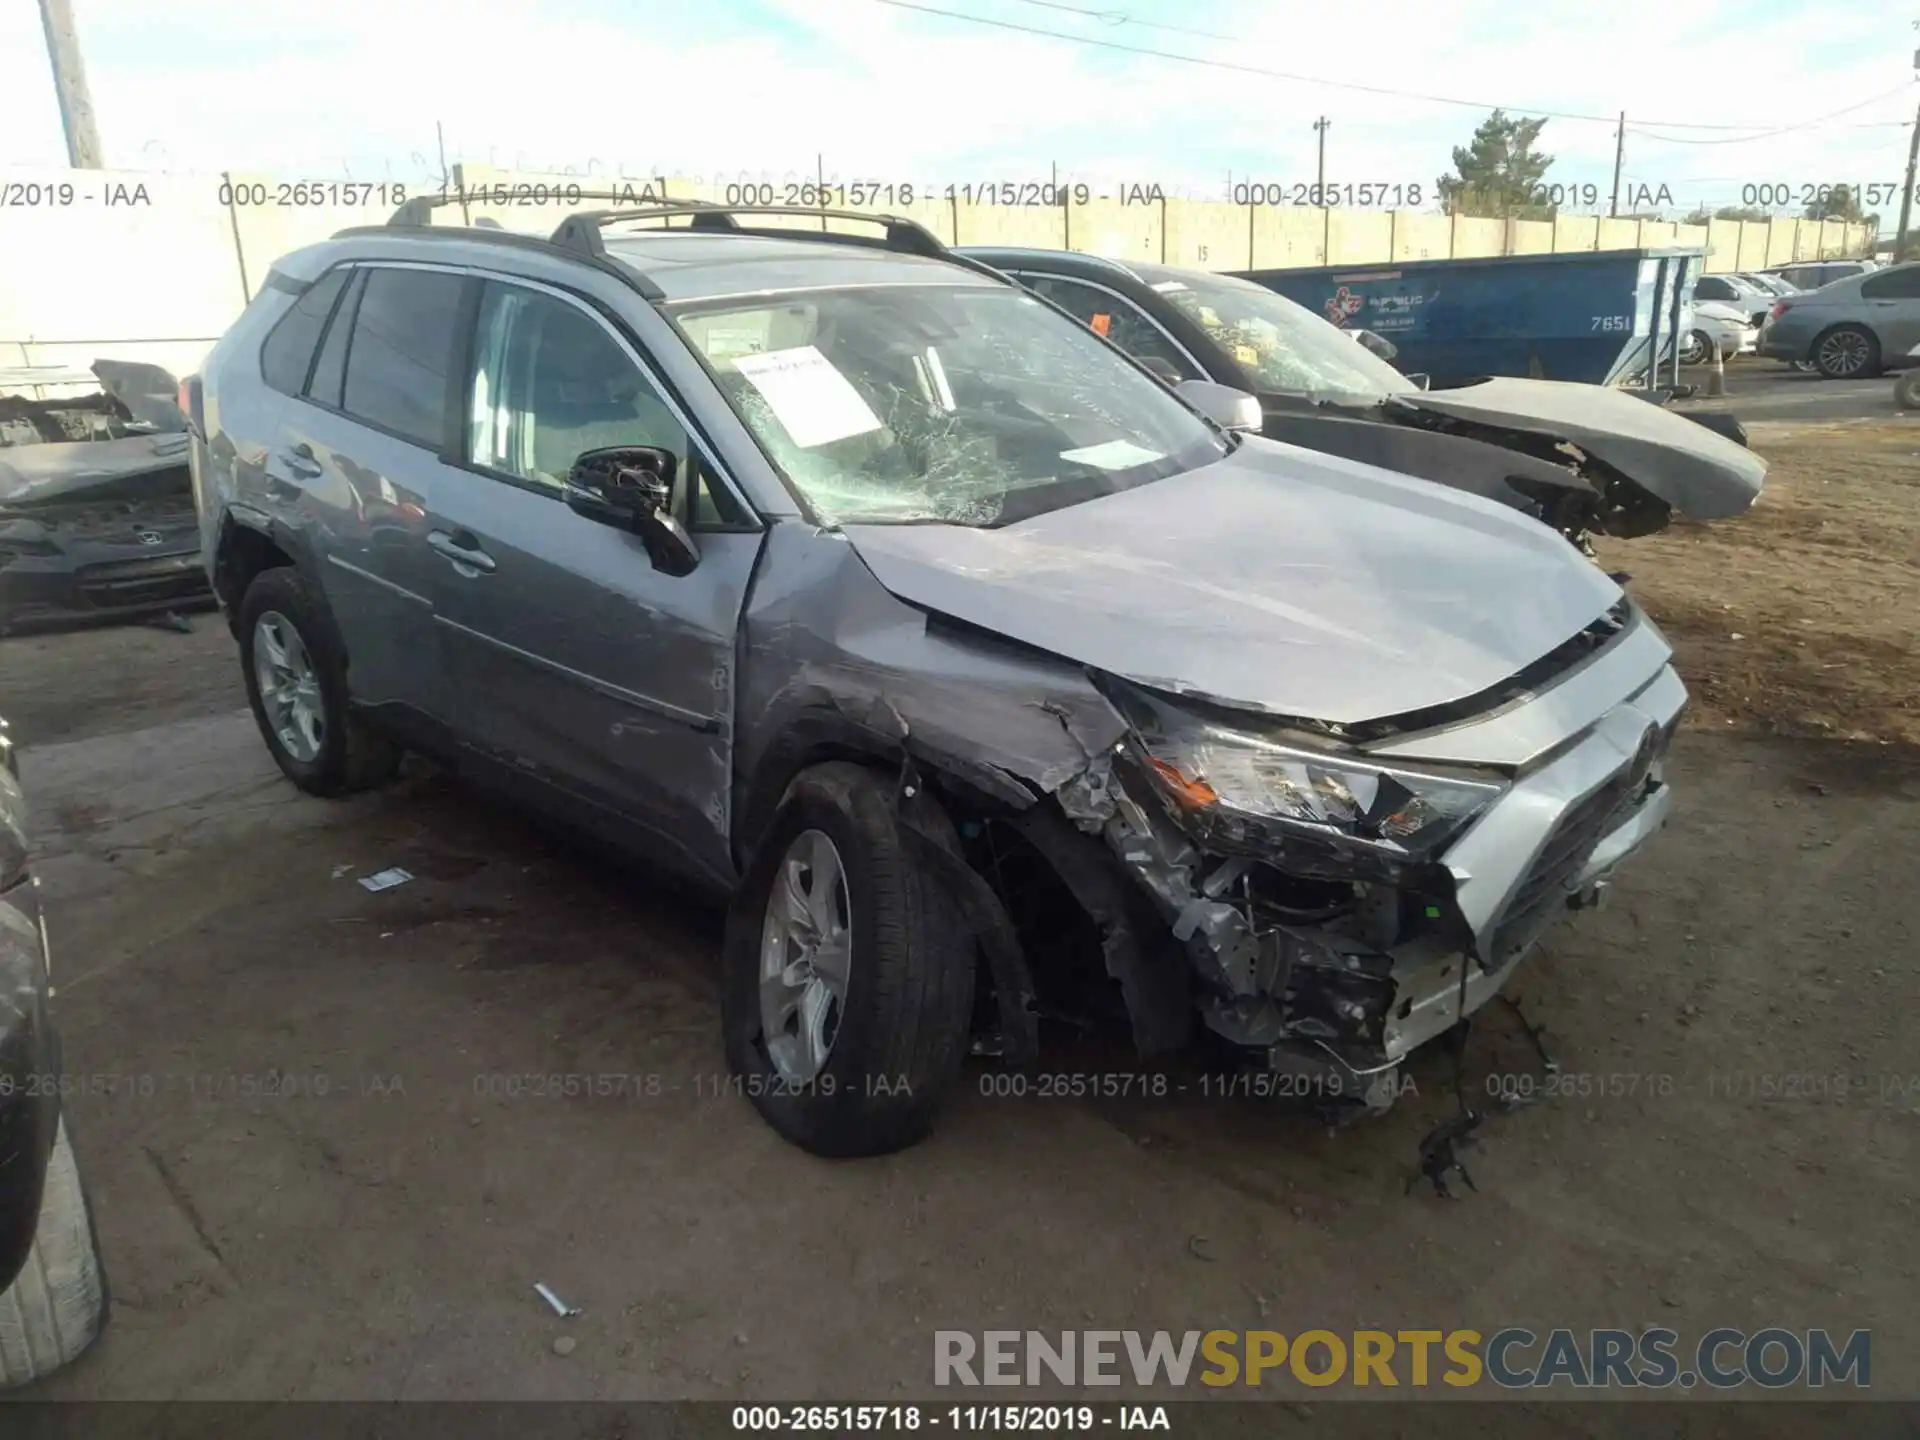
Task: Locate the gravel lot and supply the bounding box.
[1,410,1914,1410]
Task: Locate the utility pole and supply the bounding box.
[1898,83,1920,261]
[37,0,103,168]
[1609,111,1626,218]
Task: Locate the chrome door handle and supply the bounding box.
[280,442,322,480]
[428,529,496,573]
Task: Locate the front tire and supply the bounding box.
[721,763,976,1157]
[1812,324,1880,380]
[1679,329,1711,366]
[0,1120,107,1389]
[238,568,402,797]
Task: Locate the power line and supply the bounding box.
[871,0,1917,133]
[1005,0,1236,42]
[1624,84,1917,145]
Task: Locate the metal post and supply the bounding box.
[1314,117,1331,261]
[37,0,103,168]
[1895,97,1920,262]
[1609,111,1625,219]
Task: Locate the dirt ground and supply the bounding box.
[0,414,1915,1413]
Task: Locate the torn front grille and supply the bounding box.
[76,553,206,610]
[1482,723,1664,965]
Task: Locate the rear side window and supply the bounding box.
[259,268,349,396]
[341,267,467,450]
[1861,267,1920,300]
[307,269,366,408]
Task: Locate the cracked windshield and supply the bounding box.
[1150,269,1419,398]
[675,285,1224,526]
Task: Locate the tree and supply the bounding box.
[1804,184,1866,222]
[1436,109,1555,219]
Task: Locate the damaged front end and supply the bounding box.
[0,363,211,635]
[991,619,1683,1116]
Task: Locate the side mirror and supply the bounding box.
[563,446,700,577]
[1134,354,1183,386]
[1174,379,1263,434]
[1352,328,1399,363]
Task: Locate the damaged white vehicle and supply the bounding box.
[190,202,1684,1156]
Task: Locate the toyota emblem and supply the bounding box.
[135,530,164,546]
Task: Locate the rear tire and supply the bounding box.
[238,568,402,797]
[721,762,976,1157]
[1897,370,1920,410]
[0,1119,108,1390]
[1811,324,1880,380]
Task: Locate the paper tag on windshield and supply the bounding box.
[731,346,883,449]
[1233,345,1260,366]
[1060,440,1163,471]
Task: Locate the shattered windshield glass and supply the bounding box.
[672,285,1224,527]
[1146,271,1418,399]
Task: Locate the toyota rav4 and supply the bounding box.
[187,200,1685,1156]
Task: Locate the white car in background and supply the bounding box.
[1693,272,1777,330]
[1679,299,1759,365]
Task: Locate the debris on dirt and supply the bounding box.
[534,1282,581,1318]
[358,867,415,893]
[145,610,195,634]
[331,864,354,879]
[1407,1111,1484,1200]
[551,1336,576,1357]
[1187,1235,1217,1262]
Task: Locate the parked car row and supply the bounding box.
[175,200,1715,1159]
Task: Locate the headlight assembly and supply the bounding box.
[1137,721,1507,861]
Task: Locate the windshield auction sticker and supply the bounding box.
[731,345,883,450]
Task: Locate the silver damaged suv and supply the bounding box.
[187,201,1685,1155]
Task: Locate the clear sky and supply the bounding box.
[2,0,1913,219]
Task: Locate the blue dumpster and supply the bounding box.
[1234,247,1708,390]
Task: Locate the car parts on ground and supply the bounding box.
[1,361,212,636]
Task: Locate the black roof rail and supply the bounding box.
[386,185,679,228]
[549,203,952,262]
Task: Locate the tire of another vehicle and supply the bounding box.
[1679,329,1711,366]
[238,567,402,797]
[1811,324,1880,380]
[0,1119,108,1390]
[720,762,976,1158]
[1897,370,1920,410]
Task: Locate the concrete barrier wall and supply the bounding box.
[0,160,1877,376]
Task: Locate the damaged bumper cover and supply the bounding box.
[1047,609,1685,1111]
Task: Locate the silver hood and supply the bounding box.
[1389,376,1767,520]
[841,435,1623,726]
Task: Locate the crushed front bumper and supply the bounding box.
[1091,626,1685,1111]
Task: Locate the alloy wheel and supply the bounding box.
[1817,330,1871,378]
[758,828,853,1083]
[253,611,325,763]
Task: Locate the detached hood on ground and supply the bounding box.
[1386,376,1767,520]
[841,436,1622,727]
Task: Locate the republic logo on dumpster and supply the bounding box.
[1324,286,1364,326]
